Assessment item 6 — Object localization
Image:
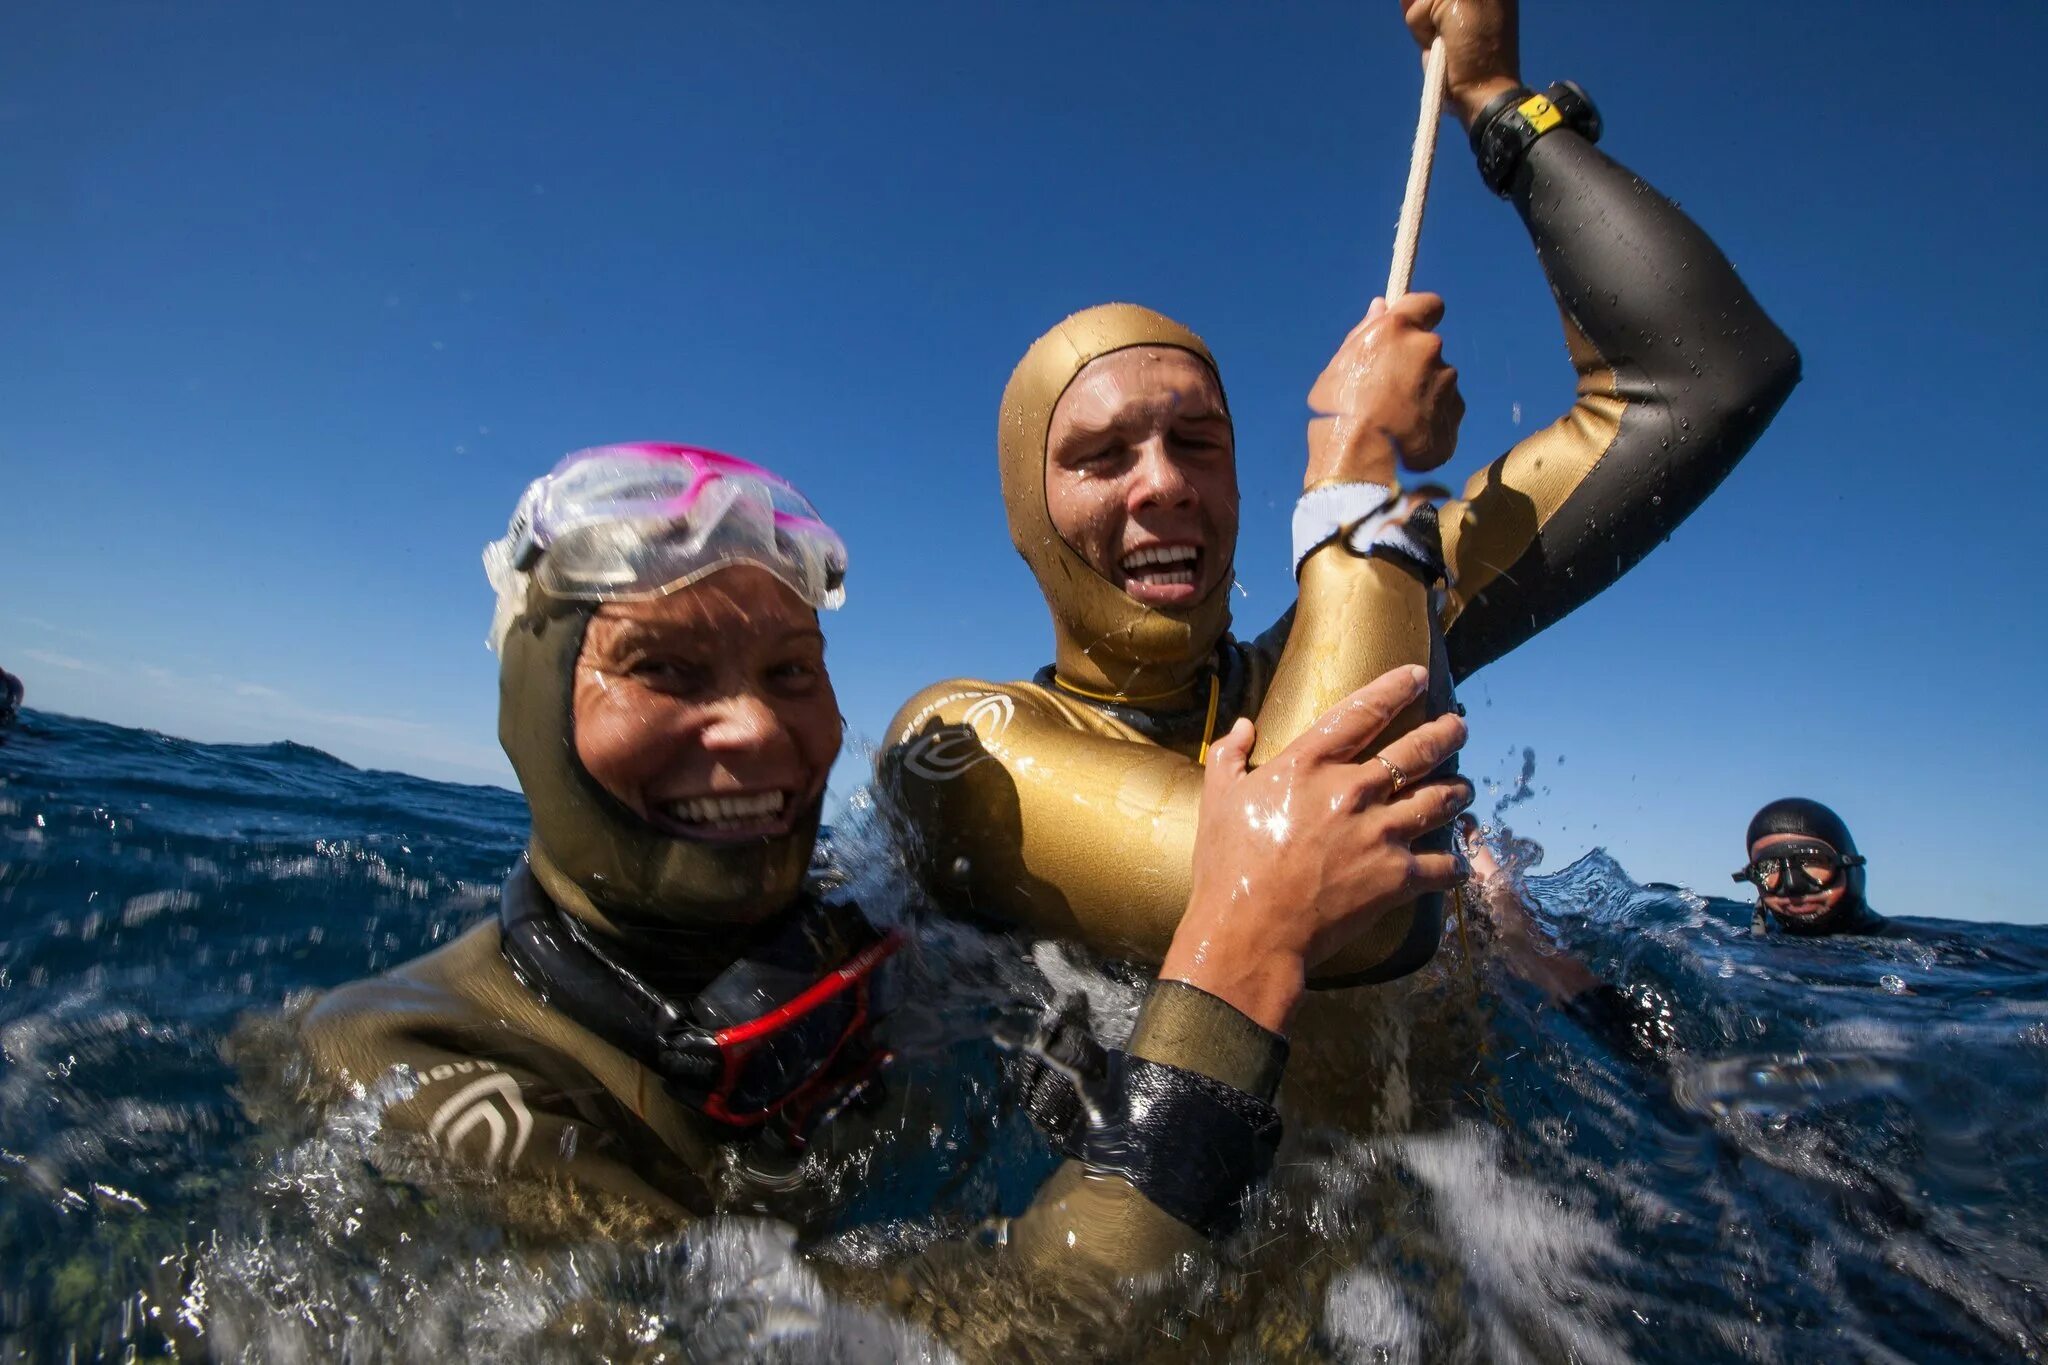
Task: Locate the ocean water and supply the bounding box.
[3,706,2047,1362]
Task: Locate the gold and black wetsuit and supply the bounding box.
[882,120,1800,987]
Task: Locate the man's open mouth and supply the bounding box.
[653,789,796,840]
[1118,544,1202,603]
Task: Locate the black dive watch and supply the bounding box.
[1471,81,1602,196]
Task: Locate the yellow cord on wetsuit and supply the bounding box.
[1196,673,1221,766]
[1050,670,1223,765]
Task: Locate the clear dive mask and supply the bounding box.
[490,443,848,613]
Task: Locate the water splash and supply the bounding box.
[3,708,2047,1361]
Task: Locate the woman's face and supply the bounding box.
[572,566,841,842]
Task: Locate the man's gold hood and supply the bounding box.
[999,303,1236,701]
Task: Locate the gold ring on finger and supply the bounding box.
[1374,754,1409,794]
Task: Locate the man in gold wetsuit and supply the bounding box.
[293,443,1474,1357]
[881,0,1802,991]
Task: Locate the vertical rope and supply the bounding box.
[1386,37,1448,303]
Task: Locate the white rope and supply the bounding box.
[1386,37,1448,304]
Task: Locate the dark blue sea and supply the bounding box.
[4,707,2046,1362]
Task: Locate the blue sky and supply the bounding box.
[4,2,2044,921]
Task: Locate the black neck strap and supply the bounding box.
[499,864,720,1086]
[497,864,885,1098]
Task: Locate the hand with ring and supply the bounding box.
[1163,665,1474,1031]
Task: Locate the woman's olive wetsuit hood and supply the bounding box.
[1000,303,1236,699]
[497,590,819,933]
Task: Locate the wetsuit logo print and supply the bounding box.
[425,1067,534,1172]
[901,693,1015,782]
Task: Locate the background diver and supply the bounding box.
[1735,796,1883,938]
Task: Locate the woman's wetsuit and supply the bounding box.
[295,589,1297,1358]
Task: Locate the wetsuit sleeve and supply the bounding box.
[1240,548,1447,984]
[1246,549,1433,767]
[883,982,1288,1355]
[880,680,1205,962]
[880,680,1415,982]
[1438,126,1801,678]
[1004,979,1285,1267]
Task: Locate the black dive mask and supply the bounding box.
[499,865,897,1146]
[1731,841,1865,898]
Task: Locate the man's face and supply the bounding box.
[1043,347,1238,610]
[1749,832,1853,930]
[572,567,841,842]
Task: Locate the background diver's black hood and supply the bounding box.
[1746,796,1872,936]
[496,589,820,936]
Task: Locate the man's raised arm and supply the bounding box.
[1401,0,1801,678]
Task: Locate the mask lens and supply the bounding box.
[700,929,901,1123]
[1745,844,1843,896]
[1799,858,1839,889]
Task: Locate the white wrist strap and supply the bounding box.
[1291,482,1396,576]
[1291,482,1448,586]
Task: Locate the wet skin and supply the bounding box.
[1168,667,1474,1030]
[572,567,841,843]
[1306,293,1464,481]
[1749,831,1854,929]
[1044,347,1239,611]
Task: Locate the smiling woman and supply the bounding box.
[571,571,839,845]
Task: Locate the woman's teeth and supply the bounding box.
[1121,545,1198,586]
[663,791,787,830]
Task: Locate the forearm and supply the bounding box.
[1442,120,1800,676]
[1006,980,1285,1268]
[882,982,1286,1358]
[1249,547,1433,766]
[1466,874,1674,1066]
[1486,891,1604,1004]
[1241,544,1449,985]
